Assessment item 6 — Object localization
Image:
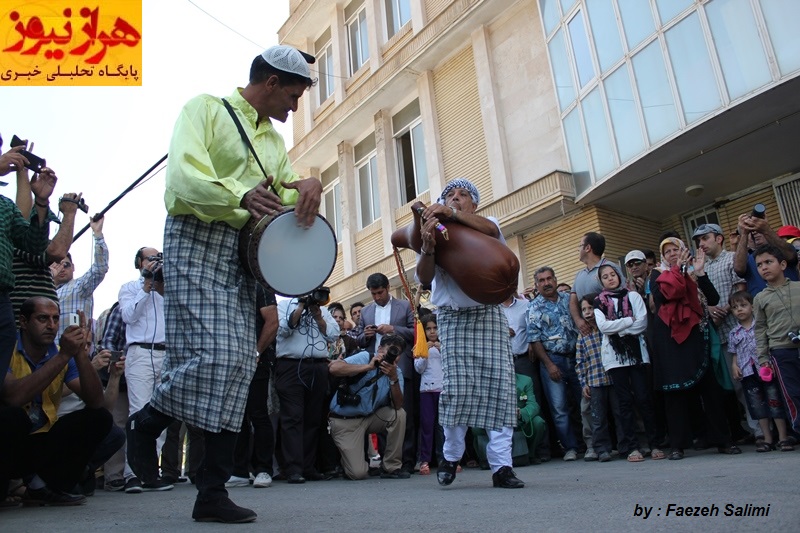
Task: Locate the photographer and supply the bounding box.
[117,247,169,492]
[275,290,339,483]
[328,334,407,480]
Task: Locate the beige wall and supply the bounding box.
[487,0,568,189]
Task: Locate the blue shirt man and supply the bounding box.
[328,334,407,480]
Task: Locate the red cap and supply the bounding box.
[777,225,800,239]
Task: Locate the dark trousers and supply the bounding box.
[88,424,126,472]
[607,365,658,453]
[13,408,111,492]
[772,348,800,433]
[401,369,420,471]
[160,420,185,479]
[418,391,444,464]
[128,403,236,503]
[232,361,275,478]
[0,294,16,396]
[273,358,328,476]
[588,385,623,454]
[0,406,33,498]
[664,369,732,450]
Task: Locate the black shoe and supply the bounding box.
[71,470,96,497]
[367,467,382,477]
[22,487,86,506]
[124,477,143,494]
[303,471,326,481]
[380,469,410,479]
[668,449,684,461]
[142,478,174,491]
[717,444,742,455]
[192,497,257,523]
[437,460,458,486]
[286,474,306,484]
[492,466,524,489]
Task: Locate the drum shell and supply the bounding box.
[391,201,520,305]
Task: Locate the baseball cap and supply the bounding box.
[692,223,723,240]
[777,225,800,239]
[261,45,315,80]
[624,250,646,265]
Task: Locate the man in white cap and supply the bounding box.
[127,45,322,523]
[624,250,649,299]
[415,178,524,490]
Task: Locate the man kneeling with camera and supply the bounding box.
[328,334,407,480]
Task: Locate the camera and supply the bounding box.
[375,344,401,368]
[751,203,766,219]
[141,253,164,282]
[67,313,80,327]
[788,331,800,344]
[336,383,362,407]
[10,135,46,173]
[298,286,330,306]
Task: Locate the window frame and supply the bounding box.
[346,5,370,75]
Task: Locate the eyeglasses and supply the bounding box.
[626,260,644,267]
[61,262,73,268]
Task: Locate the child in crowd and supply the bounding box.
[594,264,664,462]
[752,245,800,440]
[414,315,444,475]
[727,290,792,451]
[575,294,622,462]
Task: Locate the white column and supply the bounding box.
[338,141,358,275]
[374,109,399,256]
[332,4,347,103]
[417,70,445,198]
[366,0,383,72]
[471,25,512,197]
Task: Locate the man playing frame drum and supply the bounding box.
[127,45,322,523]
[415,178,524,490]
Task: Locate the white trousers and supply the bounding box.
[125,345,167,459]
[443,425,513,473]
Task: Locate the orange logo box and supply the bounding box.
[0,1,141,86]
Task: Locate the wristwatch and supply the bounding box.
[389,379,399,386]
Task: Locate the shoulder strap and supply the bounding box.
[220,98,279,196]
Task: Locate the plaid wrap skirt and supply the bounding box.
[150,215,257,432]
[438,304,516,429]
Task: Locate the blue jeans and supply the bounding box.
[540,354,581,451]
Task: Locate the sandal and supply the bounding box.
[650,448,666,460]
[717,444,742,455]
[777,440,795,452]
[419,462,430,475]
[627,450,644,462]
[668,449,684,460]
[756,441,775,453]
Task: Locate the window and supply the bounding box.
[321,164,342,242]
[682,206,720,247]
[393,100,428,204]
[346,1,370,75]
[315,30,335,105]
[355,135,380,228]
[385,0,411,39]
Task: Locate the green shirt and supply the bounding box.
[753,278,800,365]
[164,88,300,229]
[0,196,49,292]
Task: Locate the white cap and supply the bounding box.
[261,45,312,80]
[624,250,646,265]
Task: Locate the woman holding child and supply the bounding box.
[648,238,741,460]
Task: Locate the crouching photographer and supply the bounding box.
[328,334,407,480]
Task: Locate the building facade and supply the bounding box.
[279,0,800,306]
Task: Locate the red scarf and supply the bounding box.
[656,265,703,344]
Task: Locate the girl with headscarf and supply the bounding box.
[648,237,741,459]
[594,263,664,462]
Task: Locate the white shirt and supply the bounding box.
[276,298,339,358]
[118,278,165,345]
[502,297,529,355]
[593,291,649,371]
[374,296,393,347]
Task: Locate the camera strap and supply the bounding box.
[220,98,280,198]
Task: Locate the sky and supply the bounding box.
[2,0,293,317]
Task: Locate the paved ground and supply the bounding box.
[3,445,797,532]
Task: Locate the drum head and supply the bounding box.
[256,212,337,297]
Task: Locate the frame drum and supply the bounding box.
[239,209,337,296]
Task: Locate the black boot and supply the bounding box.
[126,403,172,483]
[436,460,458,486]
[492,466,524,488]
[192,497,257,523]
